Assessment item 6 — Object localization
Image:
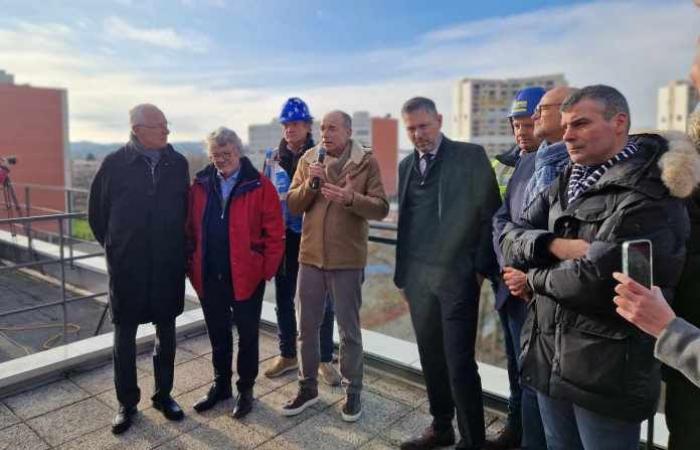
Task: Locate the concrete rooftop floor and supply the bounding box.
[0,329,506,449]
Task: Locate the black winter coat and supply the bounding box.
[500,134,691,422]
[88,142,189,324]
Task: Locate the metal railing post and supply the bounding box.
[58,217,68,344]
[67,190,74,269]
[24,185,32,255]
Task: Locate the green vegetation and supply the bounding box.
[72,218,95,241]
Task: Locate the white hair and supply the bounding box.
[205,126,244,154]
[129,103,162,126]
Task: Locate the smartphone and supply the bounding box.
[622,239,653,289]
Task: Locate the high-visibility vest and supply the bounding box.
[491,158,515,200]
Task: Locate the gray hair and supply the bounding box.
[326,110,352,130]
[205,126,244,153]
[129,103,162,126]
[401,97,439,116]
[561,85,631,128]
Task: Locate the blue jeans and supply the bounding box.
[275,229,335,362]
[521,386,546,450]
[497,300,527,429]
[537,391,640,450]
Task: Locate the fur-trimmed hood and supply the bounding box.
[657,111,700,198]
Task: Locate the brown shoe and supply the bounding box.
[484,424,521,449]
[264,356,298,378]
[400,425,455,450]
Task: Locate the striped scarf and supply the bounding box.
[567,141,639,203]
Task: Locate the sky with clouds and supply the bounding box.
[1,0,698,146]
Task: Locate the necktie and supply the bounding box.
[419,153,432,176]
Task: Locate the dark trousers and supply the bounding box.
[202,277,264,393]
[498,298,546,450]
[404,262,485,448]
[113,318,176,408]
[274,228,335,362]
[666,373,700,450]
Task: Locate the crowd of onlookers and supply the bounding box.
[87,33,700,450]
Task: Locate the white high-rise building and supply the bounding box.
[351,111,372,146]
[452,74,567,158]
[657,80,699,132]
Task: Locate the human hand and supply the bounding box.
[612,271,676,338]
[503,267,531,300]
[549,238,590,260]
[321,174,355,206]
[308,163,326,188]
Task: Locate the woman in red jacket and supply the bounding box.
[186,126,284,418]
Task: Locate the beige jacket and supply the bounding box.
[287,139,389,270]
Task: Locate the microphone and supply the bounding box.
[310,146,326,190]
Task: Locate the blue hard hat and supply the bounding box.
[279,97,313,124]
[508,86,546,118]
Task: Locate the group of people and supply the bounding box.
[88,55,700,449]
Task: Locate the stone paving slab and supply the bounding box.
[172,357,218,395]
[0,423,49,450]
[157,416,269,449]
[366,375,427,408]
[235,386,318,439]
[360,437,397,449]
[136,347,199,375]
[96,374,180,411]
[69,362,148,395]
[0,402,20,431]
[272,407,380,450]
[3,378,89,419]
[0,329,508,450]
[380,407,434,446]
[27,397,114,447]
[177,334,214,357]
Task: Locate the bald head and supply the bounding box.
[533,86,578,143]
[321,110,352,155]
[129,103,169,150]
[129,103,165,127]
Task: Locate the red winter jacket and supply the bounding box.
[186,158,284,301]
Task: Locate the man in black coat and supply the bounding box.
[89,103,189,434]
[395,97,501,450]
[500,86,690,450]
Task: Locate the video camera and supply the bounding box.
[0,155,17,166]
[0,155,17,184]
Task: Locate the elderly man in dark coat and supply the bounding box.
[88,103,189,434]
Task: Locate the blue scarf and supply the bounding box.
[523,141,569,207]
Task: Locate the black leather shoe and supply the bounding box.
[232,390,253,419]
[400,425,456,450]
[111,405,137,435]
[193,384,233,413]
[152,396,185,421]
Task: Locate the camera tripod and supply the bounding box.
[0,166,23,236]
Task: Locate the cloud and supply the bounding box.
[103,16,209,52]
[0,0,697,148]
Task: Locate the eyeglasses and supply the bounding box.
[209,151,235,161]
[533,103,563,116]
[135,122,170,130]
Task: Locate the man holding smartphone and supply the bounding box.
[499,85,693,450]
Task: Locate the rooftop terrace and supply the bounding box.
[0,328,506,449]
